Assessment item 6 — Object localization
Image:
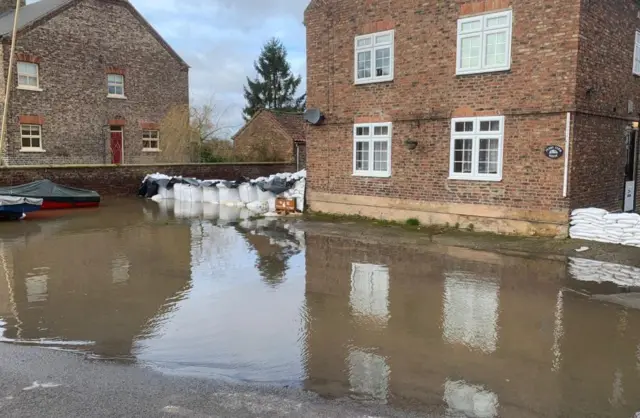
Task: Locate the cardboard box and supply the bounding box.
[275,197,297,213]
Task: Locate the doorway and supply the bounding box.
[110,126,124,165]
[624,127,638,212]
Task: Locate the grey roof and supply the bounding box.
[0,0,72,37]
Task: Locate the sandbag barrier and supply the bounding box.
[138,170,307,216]
[570,208,640,246]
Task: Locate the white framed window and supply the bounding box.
[634,31,640,76]
[449,116,504,181]
[17,62,39,89]
[353,122,392,177]
[107,74,125,97]
[142,130,160,151]
[20,124,42,151]
[354,30,394,84]
[456,10,512,75]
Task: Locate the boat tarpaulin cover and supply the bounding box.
[0,180,100,202]
[0,195,43,206]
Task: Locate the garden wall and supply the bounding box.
[0,163,296,196]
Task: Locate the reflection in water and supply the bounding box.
[0,200,640,416]
[443,273,499,354]
[350,263,389,322]
[25,272,48,303]
[444,380,498,418]
[348,349,389,401]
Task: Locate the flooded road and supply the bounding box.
[1,199,640,417]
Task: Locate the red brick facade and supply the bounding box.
[233,109,307,169]
[304,0,640,235]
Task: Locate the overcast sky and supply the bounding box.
[131,0,308,133]
[27,0,308,134]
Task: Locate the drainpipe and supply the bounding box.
[0,0,22,166]
[296,143,300,171]
[563,112,571,198]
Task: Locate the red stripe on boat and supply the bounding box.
[41,201,100,210]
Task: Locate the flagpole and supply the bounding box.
[0,0,22,166]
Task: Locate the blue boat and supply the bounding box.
[0,196,43,220]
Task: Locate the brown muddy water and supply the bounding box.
[1,198,640,417]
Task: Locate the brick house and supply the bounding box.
[233,109,306,169]
[304,0,640,237]
[0,0,189,166]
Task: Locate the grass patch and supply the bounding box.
[405,218,421,227]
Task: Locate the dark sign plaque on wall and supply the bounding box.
[544,145,564,159]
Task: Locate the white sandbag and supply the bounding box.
[605,213,640,221]
[572,208,608,217]
[239,183,259,204]
[247,200,269,214]
[616,219,639,226]
[184,185,203,202]
[202,203,220,219]
[158,186,174,200]
[202,186,220,204]
[173,183,184,201]
[263,211,280,218]
[258,189,277,202]
[268,198,277,213]
[151,194,163,202]
[219,205,242,223]
[217,184,242,205]
[572,214,607,223]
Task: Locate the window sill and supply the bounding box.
[17,86,43,92]
[20,148,45,153]
[448,175,502,182]
[355,76,394,85]
[456,67,511,76]
[142,149,160,153]
[107,94,127,100]
[353,172,391,178]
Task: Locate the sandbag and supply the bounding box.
[217,183,242,205]
[202,186,220,204]
[257,189,277,202]
[572,208,608,217]
[202,203,220,219]
[247,200,269,214]
[239,183,259,204]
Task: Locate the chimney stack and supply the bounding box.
[0,0,25,16]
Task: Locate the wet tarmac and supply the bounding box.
[1,198,640,417]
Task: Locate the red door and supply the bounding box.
[110,130,123,164]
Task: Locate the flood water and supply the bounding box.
[1,199,640,417]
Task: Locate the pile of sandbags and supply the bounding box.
[138,170,307,217]
[570,208,640,246]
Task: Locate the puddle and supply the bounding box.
[0,198,640,416]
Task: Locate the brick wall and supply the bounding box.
[570,114,628,212]
[0,162,295,196]
[569,0,640,212]
[1,0,189,166]
[234,111,295,161]
[304,0,581,214]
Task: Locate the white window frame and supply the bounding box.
[449,116,504,182]
[353,122,392,178]
[107,74,125,98]
[17,62,40,91]
[634,31,640,76]
[20,124,43,152]
[354,30,395,85]
[456,10,512,75]
[142,130,160,152]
